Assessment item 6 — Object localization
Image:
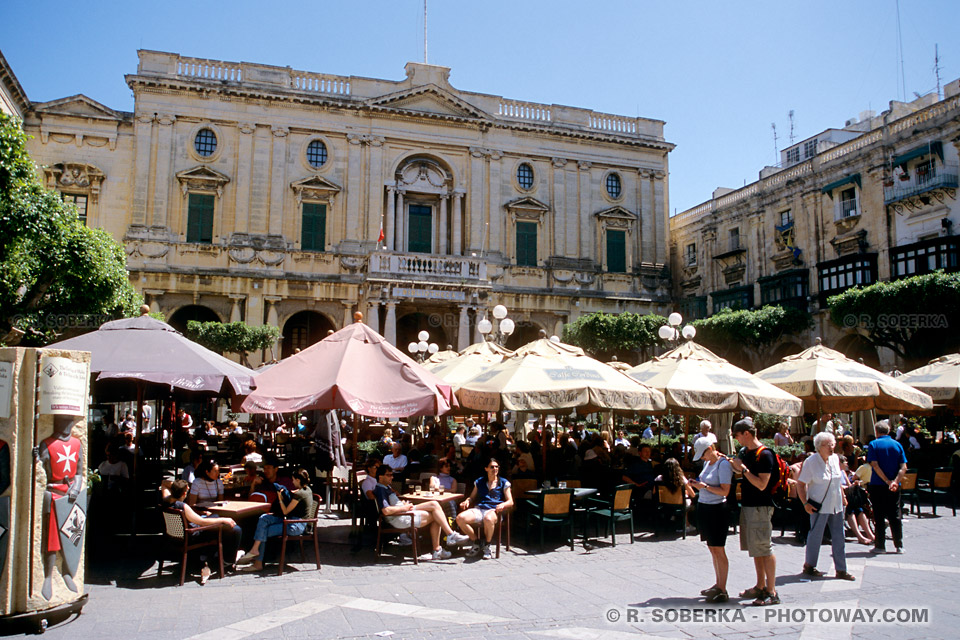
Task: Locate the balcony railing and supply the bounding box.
[368,251,487,281]
[884,164,959,205]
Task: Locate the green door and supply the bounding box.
[606,229,626,273]
[408,204,432,253]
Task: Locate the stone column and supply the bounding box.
[653,170,667,265]
[151,114,176,229]
[144,289,164,314]
[345,134,363,245]
[385,186,396,251]
[269,126,288,237]
[384,302,398,346]
[366,137,385,241]
[250,126,271,233]
[235,123,255,234]
[439,194,449,255]
[367,300,380,334]
[488,151,503,255]
[473,308,483,345]
[342,302,354,328]
[131,114,154,226]
[265,297,280,328]
[638,169,655,264]
[469,148,487,253]
[229,295,245,323]
[458,305,470,350]
[396,190,405,252]
[552,158,567,256]
[578,161,593,259]
[452,191,464,255]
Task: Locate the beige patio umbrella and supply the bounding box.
[898,353,960,412]
[754,339,933,416]
[606,356,632,372]
[455,338,666,413]
[425,346,460,365]
[425,340,513,386]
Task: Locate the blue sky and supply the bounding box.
[2,0,958,213]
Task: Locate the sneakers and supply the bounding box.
[465,540,483,558]
[397,534,413,546]
[431,548,452,560]
[446,531,470,546]
[482,544,493,560]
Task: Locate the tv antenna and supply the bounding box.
[934,44,942,99]
[771,122,779,163]
[895,0,906,101]
[788,110,796,145]
[423,0,428,64]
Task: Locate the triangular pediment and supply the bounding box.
[595,205,637,221]
[34,94,123,120]
[176,165,231,184]
[369,85,487,119]
[505,197,551,212]
[290,175,342,192]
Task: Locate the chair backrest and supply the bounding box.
[934,468,952,489]
[658,485,684,506]
[613,484,633,510]
[162,509,186,540]
[562,479,582,488]
[512,478,537,498]
[461,445,474,458]
[250,492,268,503]
[901,470,918,491]
[542,489,573,516]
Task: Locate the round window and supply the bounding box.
[194,129,217,157]
[517,163,534,190]
[606,173,622,199]
[306,139,328,168]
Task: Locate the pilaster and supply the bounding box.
[131,113,154,226]
[269,126,288,237]
[151,114,176,229]
[234,122,255,234]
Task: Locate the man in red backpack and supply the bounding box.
[729,417,780,606]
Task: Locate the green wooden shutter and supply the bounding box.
[606,229,626,273]
[408,204,432,253]
[187,194,215,244]
[516,222,538,266]
[301,203,326,251]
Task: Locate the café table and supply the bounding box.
[200,500,271,519]
[399,491,465,506]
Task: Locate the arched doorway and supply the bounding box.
[833,334,881,369]
[168,305,221,334]
[505,321,543,351]
[282,311,335,358]
[390,156,455,255]
[397,312,448,357]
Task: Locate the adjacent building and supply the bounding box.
[17,50,674,362]
[670,79,960,370]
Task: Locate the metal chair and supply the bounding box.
[656,485,688,539]
[901,469,920,515]
[375,510,421,564]
[526,488,575,552]
[586,484,635,546]
[158,508,224,586]
[278,493,322,575]
[918,467,956,516]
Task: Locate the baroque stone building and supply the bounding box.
[17,50,674,362]
[670,79,960,370]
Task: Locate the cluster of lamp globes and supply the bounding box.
[657,312,697,342]
[407,330,440,360]
[477,304,515,338]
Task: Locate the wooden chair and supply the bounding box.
[656,485,687,539]
[491,509,512,559]
[560,479,582,488]
[158,508,224,586]
[278,493,322,575]
[918,467,956,516]
[586,484,635,546]
[375,510,421,564]
[526,488,575,552]
[328,465,350,512]
[901,469,920,515]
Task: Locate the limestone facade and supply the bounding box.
[20,50,674,363]
[0,50,29,119]
[670,79,960,371]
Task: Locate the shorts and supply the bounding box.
[459,507,495,524]
[739,506,774,557]
[387,511,424,529]
[697,501,728,548]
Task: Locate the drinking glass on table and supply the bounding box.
[558,481,567,489]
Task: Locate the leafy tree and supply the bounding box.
[827,271,960,368]
[562,311,667,363]
[692,305,812,370]
[186,320,281,367]
[0,113,142,345]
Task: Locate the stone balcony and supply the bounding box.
[366,251,488,283]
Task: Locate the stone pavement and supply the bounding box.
[30,508,960,640]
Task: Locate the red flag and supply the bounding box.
[377,226,385,243]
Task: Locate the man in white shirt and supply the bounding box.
[383,442,408,474]
[692,420,718,464]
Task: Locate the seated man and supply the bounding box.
[456,458,514,560]
[249,454,294,504]
[623,444,657,499]
[383,443,409,475]
[372,465,468,560]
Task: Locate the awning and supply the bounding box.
[894,141,943,168]
[821,173,862,195]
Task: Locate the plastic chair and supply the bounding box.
[278,493,322,575]
[158,508,224,586]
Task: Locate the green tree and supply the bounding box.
[562,311,667,363]
[692,305,812,369]
[827,271,960,368]
[0,113,142,345]
[186,320,281,367]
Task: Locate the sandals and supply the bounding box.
[701,585,722,597]
[752,592,780,606]
[802,564,825,578]
[739,586,766,599]
[705,590,729,603]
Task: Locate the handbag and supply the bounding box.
[805,467,836,512]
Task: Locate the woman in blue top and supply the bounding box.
[456,458,514,560]
[688,442,733,603]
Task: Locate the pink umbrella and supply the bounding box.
[240,315,456,418]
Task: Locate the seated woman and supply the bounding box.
[241,440,262,465]
[166,479,242,576]
[456,458,514,560]
[840,454,874,545]
[436,458,458,493]
[237,468,315,570]
[187,459,224,506]
[656,458,696,531]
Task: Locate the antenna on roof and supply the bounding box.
[771,122,779,163]
[423,0,428,64]
[934,43,942,99]
[895,0,906,101]
[788,110,796,145]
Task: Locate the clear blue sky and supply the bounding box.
[2,0,958,213]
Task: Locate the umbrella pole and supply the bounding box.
[132,381,144,538]
[352,413,360,465]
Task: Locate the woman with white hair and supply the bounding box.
[797,432,855,580]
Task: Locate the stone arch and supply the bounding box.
[833,334,881,369]
[763,341,805,370]
[282,310,336,358]
[168,305,221,334]
[391,152,456,189]
[505,321,544,351]
[397,312,448,356]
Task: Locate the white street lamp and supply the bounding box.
[477,316,493,335]
[418,330,430,342]
[499,318,515,336]
[493,305,508,320]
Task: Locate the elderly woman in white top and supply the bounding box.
[797,432,855,581]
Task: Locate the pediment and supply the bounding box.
[176,165,230,197]
[505,197,551,212]
[369,85,487,119]
[595,206,637,221]
[291,175,342,203]
[34,94,123,120]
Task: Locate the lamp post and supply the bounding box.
[657,311,697,345]
[407,330,439,363]
[477,304,515,347]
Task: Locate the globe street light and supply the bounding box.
[408,332,438,362]
[479,304,514,346]
[659,312,696,345]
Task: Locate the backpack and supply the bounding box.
[754,445,790,505]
